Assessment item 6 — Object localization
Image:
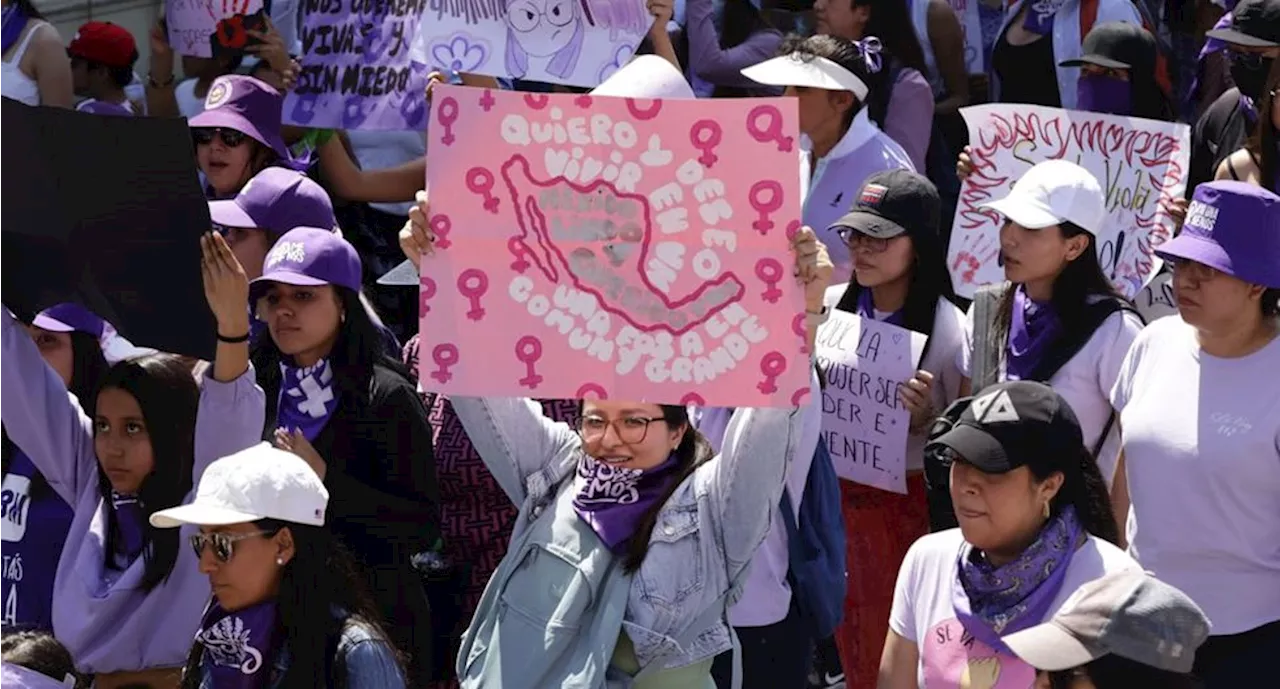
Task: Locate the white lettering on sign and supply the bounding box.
[1,475,32,543]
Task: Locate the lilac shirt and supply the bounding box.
[0,310,266,674]
[801,108,916,284]
[686,0,783,95]
[883,67,934,173]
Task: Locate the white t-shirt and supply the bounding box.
[890,529,1138,688]
[824,287,967,471]
[956,299,1143,485]
[1111,315,1280,635]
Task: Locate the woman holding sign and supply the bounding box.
[821,169,966,686]
[878,380,1136,689]
[946,160,1142,502]
[0,233,265,688]
[1109,182,1280,687]
[399,203,831,687]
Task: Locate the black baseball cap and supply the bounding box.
[925,381,1084,474]
[1205,0,1280,49]
[1060,22,1158,70]
[827,169,940,240]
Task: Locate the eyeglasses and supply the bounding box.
[577,416,667,444]
[835,227,891,254]
[193,127,249,148]
[190,530,273,563]
[1168,257,1223,283]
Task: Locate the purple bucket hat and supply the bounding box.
[209,168,337,238]
[1155,181,1280,288]
[250,227,363,299]
[189,75,291,163]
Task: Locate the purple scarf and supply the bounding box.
[110,491,147,567]
[953,505,1084,654]
[856,289,905,327]
[197,600,281,689]
[1,2,29,54]
[572,454,681,553]
[1005,286,1062,381]
[276,359,339,442]
[1021,0,1067,37]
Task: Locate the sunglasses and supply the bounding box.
[1227,49,1269,70]
[193,127,249,148]
[190,529,273,562]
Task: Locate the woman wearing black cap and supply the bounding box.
[1215,58,1279,192]
[1058,22,1174,121]
[878,380,1136,689]
[821,169,966,683]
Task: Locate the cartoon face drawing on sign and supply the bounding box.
[504,0,586,79]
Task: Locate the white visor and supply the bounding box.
[741,53,869,101]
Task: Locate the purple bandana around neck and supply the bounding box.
[1005,286,1063,381]
[571,454,681,553]
[1021,0,1067,37]
[197,599,280,689]
[110,491,147,567]
[856,289,906,327]
[953,505,1084,654]
[1,2,29,54]
[276,359,339,442]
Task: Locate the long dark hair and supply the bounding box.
[1036,444,1119,546]
[1048,653,1203,689]
[2,330,109,496]
[1,629,88,689]
[96,354,200,592]
[1244,59,1279,190]
[252,286,413,411]
[577,403,714,573]
[834,222,958,364]
[777,33,890,133]
[852,0,928,75]
[10,0,44,20]
[179,521,406,689]
[991,222,1129,354]
[712,0,780,98]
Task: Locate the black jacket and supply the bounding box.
[1188,87,1255,197]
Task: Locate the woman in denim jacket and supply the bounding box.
[157,443,407,689]
[398,186,834,687]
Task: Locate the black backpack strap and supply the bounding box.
[969,283,1008,392]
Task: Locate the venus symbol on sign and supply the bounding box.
[747,105,794,152]
[508,237,531,273]
[467,168,500,213]
[756,258,784,303]
[438,97,459,145]
[757,352,787,394]
[479,90,496,112]
[515,336,544,389]
[430,215,453,249]
[420,276,437,314]
[749,181,783,234]
[431,344,459,383]
[690,120,722,168]
[457,269,489,321]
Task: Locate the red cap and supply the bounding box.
[67,21,137,68]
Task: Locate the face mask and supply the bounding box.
[1229,54,1274,100]
[1076,73,1132,116]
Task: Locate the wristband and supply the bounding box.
[217,331,251,344]
[805,305,830,328]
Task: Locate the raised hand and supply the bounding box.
[398,190,434,274]
[201,232,251,336]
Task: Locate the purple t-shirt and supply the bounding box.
[1,449,74,630]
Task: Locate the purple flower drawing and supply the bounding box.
[597,43,635,83]
[429,34,490,74]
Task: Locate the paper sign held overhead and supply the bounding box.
[411,0,651,88]
[814,310,925,494]
[948,104,1190,300]
[418,85,808,407]
[166,0,269,59]
[285,0,429,130]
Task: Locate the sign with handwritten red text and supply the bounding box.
[418,85,807,407]
[166,0,267,59]
[948,104,1190,300]
[814,310,925,494]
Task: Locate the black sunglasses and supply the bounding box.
[190,529,274,562]
[193,127,249,148]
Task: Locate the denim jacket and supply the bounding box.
[194,614,405,689]
[451,375,817,686]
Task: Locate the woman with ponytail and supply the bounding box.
[878,380,1137,689]
[0,234,265,687]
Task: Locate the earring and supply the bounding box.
[275,556,285,566]
[1042,501,1051,519]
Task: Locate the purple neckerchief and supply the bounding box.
[1240,93,1257,125]
[110,491,147,568]
[1185,13,1233,116]
[1022,0,1068,37]
[197,599,281,689]
[1076,73,1132,116]
[856,289,905,327]
[1005,286,1062,381]
[276,359,339,442]
[954,505,1084,654]
[572,453,681,553]
[1,2,29,54]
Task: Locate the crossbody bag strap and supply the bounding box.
[969,283,1008,391]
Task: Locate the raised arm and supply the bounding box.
[0,309,96,505]
[318,138,425,204]
[686,0,782,88]
[144,19,181,118]
[449,397,583,506]
[29,23,74,108]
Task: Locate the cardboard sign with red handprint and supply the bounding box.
[419,85,809,407]
[947,104,1190,300]
[166,0,268,59]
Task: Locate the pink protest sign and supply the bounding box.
[419,85,808,407]
[948,104,1190,300]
